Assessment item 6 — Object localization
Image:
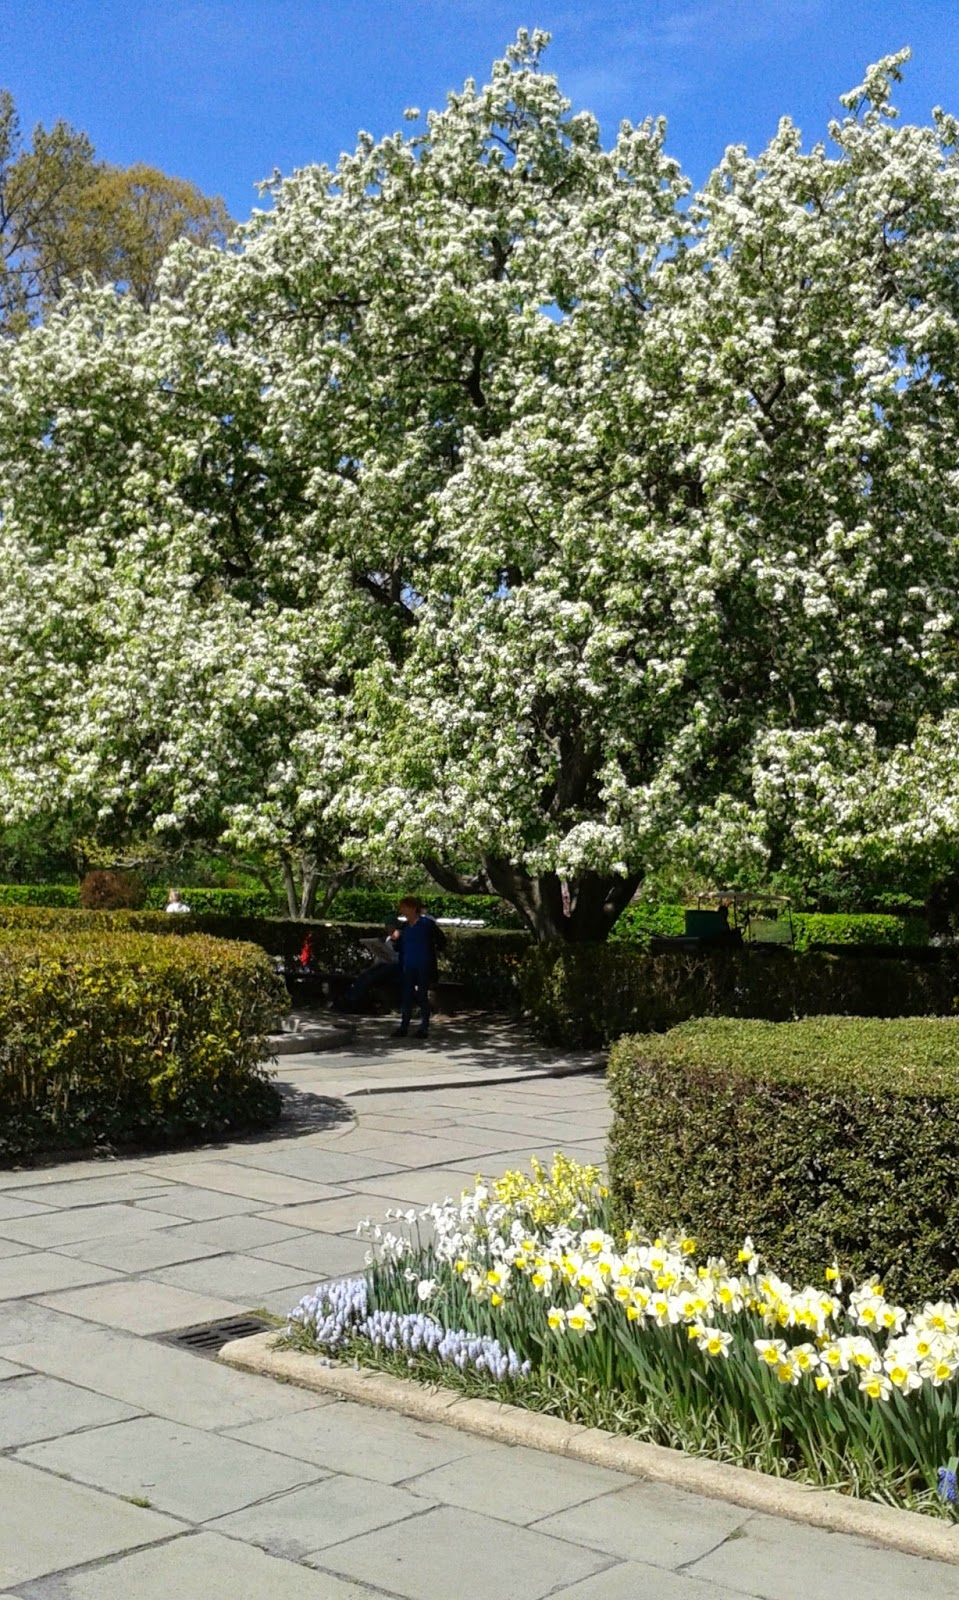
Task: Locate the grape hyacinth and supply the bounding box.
[288,1279,531,1382]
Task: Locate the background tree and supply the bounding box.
[38,162,232,309]
[0,90,230,329]
[1,39,958,940]
[0,90,97,330]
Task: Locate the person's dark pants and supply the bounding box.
[341,961,399,1011]
[400,967,431,1034]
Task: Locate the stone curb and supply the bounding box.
[218,1332,959,1568]
[267,1028,356,1057]
[340,1059,605,1097]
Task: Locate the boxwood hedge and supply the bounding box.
[791,911,928,950]
[608,1016,959,1303]
[0,907,531,1010]
[520,944,958,1047]
[0,931,285,1161]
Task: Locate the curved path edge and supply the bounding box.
[219,1330,959,1568]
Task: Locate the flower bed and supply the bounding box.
[284,1156,959,1518]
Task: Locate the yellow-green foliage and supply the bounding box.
[608,1017,959,1303]
[0,931,286,1159]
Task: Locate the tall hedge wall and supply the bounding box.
[607,1017,959,1303]
[520,944,959,1047]
[0,931,285,1160]
[0,907,531,1010]
[791,911,928,950]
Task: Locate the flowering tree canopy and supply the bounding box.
[1,35,958,940]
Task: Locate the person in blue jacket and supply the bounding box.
[391,896,447,1039]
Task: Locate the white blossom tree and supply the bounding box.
[1,36,958,940]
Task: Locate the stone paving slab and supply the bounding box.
[532,1479,749,1568]
[209,1474,439,1560]
[403,1444,629,1526]
[127,1212,309,1253]
[252,1279,331,1318]
[247,1232,373,1280]
[258,1192,419,1234]
[149,1251,321,1301]
[0,1357,29,1380]
[16,1414,326,1522]
[137,1160,344,1206]
[0,1456,184,1589]
[131,1186,276,1220]
[53,1230,249,1274]
[0,1203,179,1250]
[0,1197,58,1220]
[227,1398,500,1484]
[683,1509,959,1599]
[11,1530,376,1600]
[0,1253,122,1301]
[0,1239,34,1258]
[2,1324,331,1430]
[548,1564,749,1599]
[350,1166,479,1205]
[0,1300,93,1349]
[316,1502,613,1600]
[0,1373,141,1447]
[218,1148,404,1184]
[34,1279,250,1336]
[2,1174,175,1208]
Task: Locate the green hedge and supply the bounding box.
[0,883,80,907]
[0,907,531,1010]
[607,904,928,949]
[608,902,686,945]
[608,1016,959,1303]
[327,886,521,928]
[0,931,285,1160]
[143,886,274,916]
[792,911,928,950]
[520,944,959,1048]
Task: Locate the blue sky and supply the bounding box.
[2,1,957,219]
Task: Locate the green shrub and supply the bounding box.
[0,884,80,908]
[0,907,531,1010]
[142,885,274,917]
[608,1016,959,1303]
[608,904,928,949]
[0,931,285,1161]
[520,944,959,1048]
[608,902,686,945]
[792,911,928,950]
[327,886,521,928]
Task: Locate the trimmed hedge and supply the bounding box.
[520,944,959,1048]
[327,886,522,928]
[608,902,686,945]
[0,907,531,1010]
[0,884,80,908]
[608,904,928,949]
[0,931,285,1160]
[143,886,274,917]
[607,1016,959,1303]
[0,884,275,916]
[792,911,928,950]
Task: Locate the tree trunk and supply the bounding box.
[279,849,323,920]
[422,854,640,942]
[314,863,360,918]
[279,850,300,920]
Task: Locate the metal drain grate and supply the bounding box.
[156,1314,273,1357]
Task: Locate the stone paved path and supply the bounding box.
[0,1018,956,1598]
